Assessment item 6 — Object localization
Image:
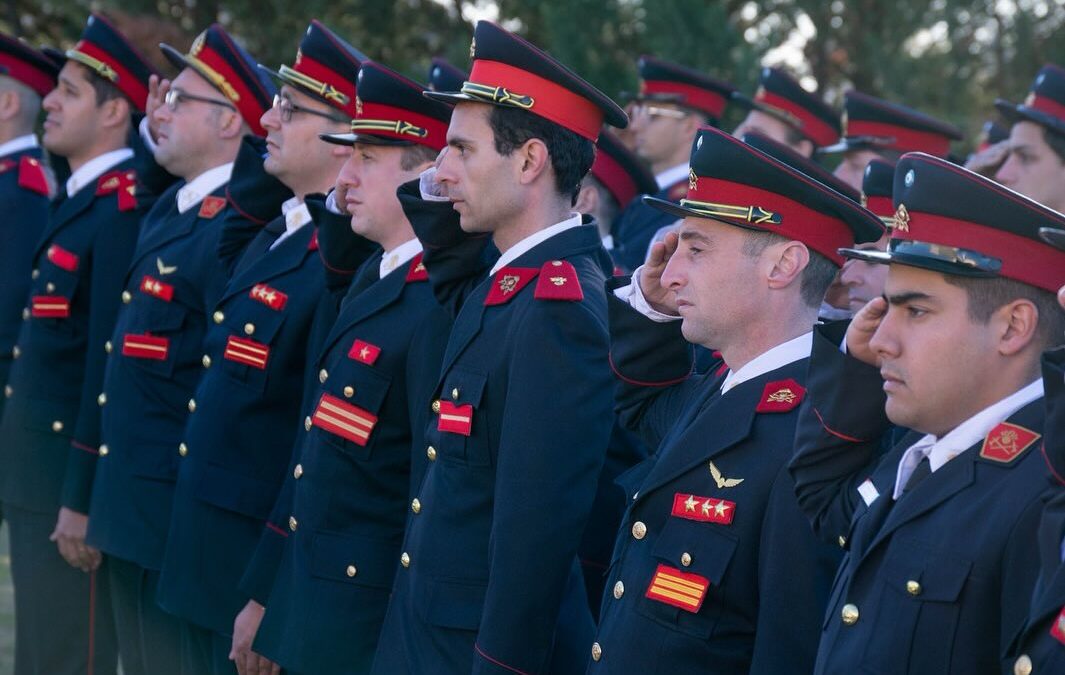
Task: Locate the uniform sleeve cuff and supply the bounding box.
[613,266,681,323]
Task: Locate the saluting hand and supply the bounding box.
[50,507,101,573]
[845,296,887,366]
[144,74,172,143]
[640,230,680,315]
[963,139,1010,178]
[230,600,280,675]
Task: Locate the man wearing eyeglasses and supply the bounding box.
[77,25,275,675]
[146,21,367,675]
[609,56,735,272]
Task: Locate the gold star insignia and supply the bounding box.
[684,494,698,512]
[701,499,712,517]
[714,501,730,517]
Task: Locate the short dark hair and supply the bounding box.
[399,143,438,172]
[740,229,837,308]
[1043,126,1065,164]
[84,71,131,109]
[487,104,595,205]
[944,274,1065,349]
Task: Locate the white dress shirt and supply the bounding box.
[488,213,583,276]
[655,162,689,191]
[719,332,812,395]
[379,238,423,278]
[0,134,39,159]
[268,197,313,250]
[892,378,1044,499]
[176,163,234,213]
[66,148,134,197]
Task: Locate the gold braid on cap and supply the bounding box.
[678,198,782,225]
[350,119,428,138]
[278,65,349,105]
[460,81,534,109]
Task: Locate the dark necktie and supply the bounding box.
[902,455,932,495]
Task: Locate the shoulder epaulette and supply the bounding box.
[755,378,805,413]
[534,259,583,301]
[978,422,1040,464]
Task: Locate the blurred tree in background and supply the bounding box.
[2,0,1062,149]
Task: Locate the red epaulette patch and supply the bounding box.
[224,336,270,370]
[755,378,805,413]
[249,284,287,311]
[307,229,319,251]
[645,564,709,613]
[671,493,736,525]
[18,156,49,196]
[198,195,227,219]
[47,244,79,272]
[349,339,381,365]
[979,422,1040,464]
[484,266,538,306]
[140,275,174,302]
[1051,605,1065,645]
[534,260,583,301]
[96,170,138,211]
[406,253,428,283]
[667,180,688,201]
[711,350,729,377]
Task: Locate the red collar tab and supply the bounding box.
[755,378,806,413]
[484,266,538,305]
[405,253,429,282]
[18,156,49,196]
[198,195,227,219]
[533,260,583,301]
[96,170,138,211]
[979,422,1040,464]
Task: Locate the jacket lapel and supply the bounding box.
[220,223,313,304]
[34,182,97,259]
[320,259,412,356]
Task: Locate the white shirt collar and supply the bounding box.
[892,378,1045,499]
[0,134,38,159]
[380,238,423,278]
[720,332,813,395]
[488,213,583,276]
[655,163,689,191]
[176,162,234,213]
[267,197,313,251]
[66,147,134,197]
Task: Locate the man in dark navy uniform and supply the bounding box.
[789,155,1065,675]
[992,63,1065,213]
[610,56,735,272]
[1008,226,1065,675]
[146,21,362,675]
[0,14,157,675]
[588,126,882,675]
[240,59,454,675]
[371,20,625,674]
[732,66,841,158]
[81,25,274,675]
[0,34,56,416]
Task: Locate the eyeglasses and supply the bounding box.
[164,87,236,112]
[271,94,349,124]
[631,104,690,121]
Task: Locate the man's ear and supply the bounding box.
[0,90,19,122]
[215,107,246,140]
[515,137,550,186]
[98,95,131,131]
[993,299,1041,356]
[765,240,810,292]
[574,182,599,215]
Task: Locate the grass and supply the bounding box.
[1,523,13,674]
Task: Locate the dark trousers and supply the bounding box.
[107,555,183,675]
[180,621,238,675]
[5,502,118,675]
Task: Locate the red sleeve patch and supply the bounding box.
[18,156,49,196]
[979,422,1040,464]
[534,260,583,301]
[754,378,806,413]
[198,195,227,219]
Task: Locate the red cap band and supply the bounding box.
[290,53,356,118]
[847,119,951,157]
[896,210,1065,292]
[591,149,638,207]
[1027,93,1065,124]
[467,59,604,140]
[756,90,838,147]
[0,53,54,97]
[354,100,449,150]
[641,79,726,119]
[688,177,854,265]
[188,44,268,136]
[864,195,894,218]
[70,40,149,111]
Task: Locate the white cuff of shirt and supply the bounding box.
[612,266,680,323]
[138,117,159,156]
[418,167,451,202]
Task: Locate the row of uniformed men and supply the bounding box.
[0,10,1064,675]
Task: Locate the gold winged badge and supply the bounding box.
[709,461,744,489]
